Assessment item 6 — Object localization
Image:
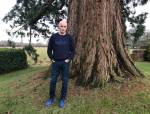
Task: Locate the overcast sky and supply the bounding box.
[0,0,150,43]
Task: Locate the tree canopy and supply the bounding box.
[2,0,149,40]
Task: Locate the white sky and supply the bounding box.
[0,0,150,44]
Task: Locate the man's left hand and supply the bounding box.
[65,59,70,63]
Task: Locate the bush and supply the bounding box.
[0,48,28,74]
[130,49,145,61]
[144,43,150,61]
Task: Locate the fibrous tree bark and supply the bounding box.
[68,0,144,87]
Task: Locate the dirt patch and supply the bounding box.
[119,80,149,95]
[68,80,92,97]
[119,82,130,95]
[32,70,49,80]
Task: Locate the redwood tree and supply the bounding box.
[68,0,144,87]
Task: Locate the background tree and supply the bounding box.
[7,40,16,48]
[2,0,68,41]
[127,13,147,48]
[3,0,149,87]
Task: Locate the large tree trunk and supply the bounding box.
[68,0,144,87]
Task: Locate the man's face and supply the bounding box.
[58,21,67,35]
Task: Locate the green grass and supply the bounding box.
[0,48,150,114]
[135,62,150,76]
[0,65,49,114]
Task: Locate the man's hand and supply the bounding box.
[51,59,55,62]
[65,59,70,63]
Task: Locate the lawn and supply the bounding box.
[135,62,150,76]
[0,48,150,114]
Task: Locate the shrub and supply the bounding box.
[144,43,150,61]
[0,48,28,74]
[130,49,145,61]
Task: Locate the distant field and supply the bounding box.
[27,47,50,65]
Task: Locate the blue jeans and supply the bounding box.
[49,61,70,99]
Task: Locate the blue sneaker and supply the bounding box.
[45,98,54,107]
[59,99,65,108]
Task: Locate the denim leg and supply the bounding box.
[60,62,69,99]
[49,62,60,99]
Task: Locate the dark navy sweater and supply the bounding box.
[47,33,75,61]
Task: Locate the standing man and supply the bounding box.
[45,19,75,108]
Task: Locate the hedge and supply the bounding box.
[144,44,150,61]
[0,48,28,74]
[130,49,146,61]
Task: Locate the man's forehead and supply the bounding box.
[59,19,67,26]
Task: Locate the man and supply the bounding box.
[45,19,75,108]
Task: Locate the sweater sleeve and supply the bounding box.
[69,36,75,60]
[47,35,53,60]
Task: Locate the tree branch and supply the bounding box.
[28,0,55,25]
